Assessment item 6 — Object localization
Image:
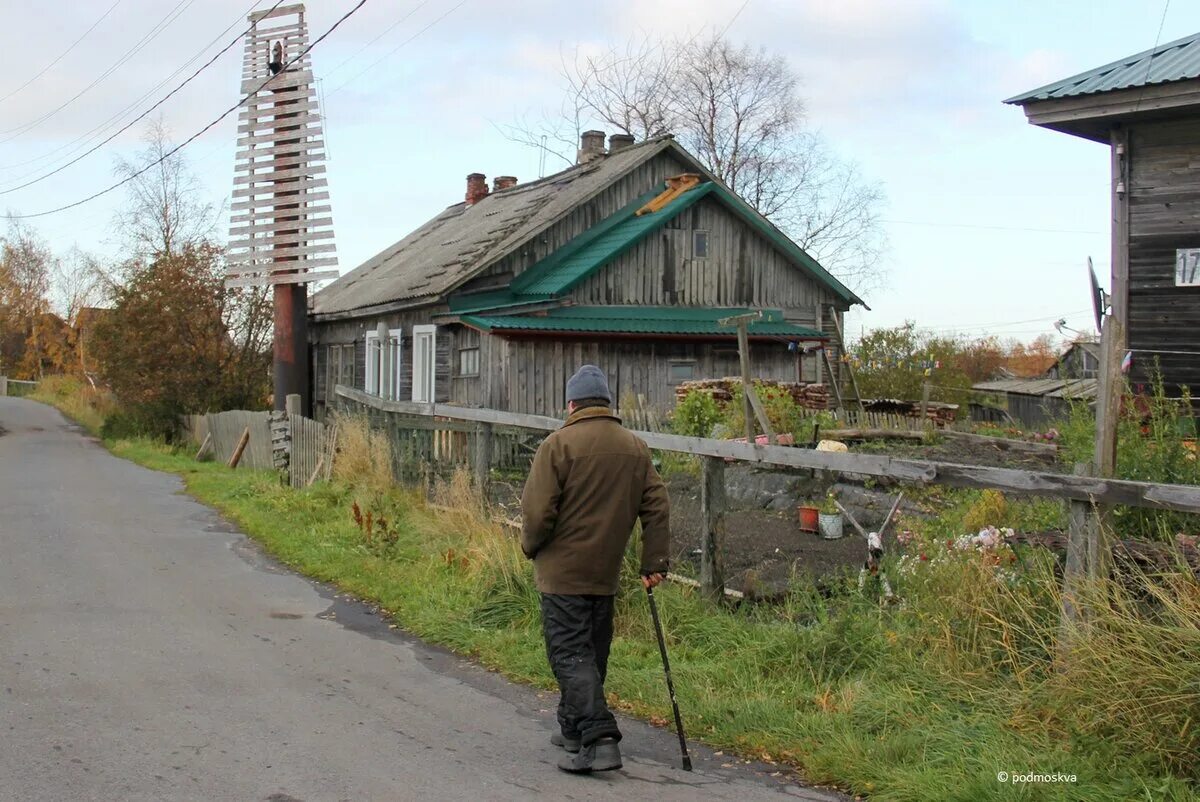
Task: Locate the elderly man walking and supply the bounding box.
[521,365,671,774]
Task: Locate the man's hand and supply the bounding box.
[641,572,666,590]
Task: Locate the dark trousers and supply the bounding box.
[540,593,621,746]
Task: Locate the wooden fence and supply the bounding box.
[334,383,1200,601]
[183,409,329,489]
[0,377,38,398]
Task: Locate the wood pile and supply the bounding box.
[676,378,833,411]
[861,398,958,427]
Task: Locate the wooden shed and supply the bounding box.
[1007,33,1200,399]
[308,133,865,419]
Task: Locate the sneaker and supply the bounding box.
[557,738,622,773]
[550,732,581,753]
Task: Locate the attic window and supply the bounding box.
[693,231,709,259]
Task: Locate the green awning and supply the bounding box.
[462,306,826,338]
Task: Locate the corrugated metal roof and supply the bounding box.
[462,306,825,337]
[1006,32,1200,104]
[973,377,1098,400]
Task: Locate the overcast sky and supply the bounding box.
[1,0,1196,346]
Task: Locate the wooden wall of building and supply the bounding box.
[1128,118,1200,396]
[488,336,801,416]
[569,195,844,314]
[309,305,453,419]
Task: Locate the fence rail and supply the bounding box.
[334,385,1200,514]
[0,377,38,398]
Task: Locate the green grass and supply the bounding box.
[92,435,1200,802]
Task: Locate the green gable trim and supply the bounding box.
[461,306,826,337]
[446,289,554,315]
[508,180,863,307]
[509,186,670,295]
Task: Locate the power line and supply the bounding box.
[321,0,429,81]
[0,0,123,106]
[717,0,751,37]
[0,0,285,197]
[882,218,1103,235]
[1133,0,1171,115]
[326,0,470,96]
[0,0,270,175]
[0,0,195,143]
[7,0,373,221]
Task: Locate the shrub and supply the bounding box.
[672,389,722,437]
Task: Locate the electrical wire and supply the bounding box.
[6,0,373,220]
[320,0,429,81]
[1133,0,1172,115]
[0,0,195,142]
[0,0,123,105]
[0,0,285,197]
[326,0,469,97]
[881,219,1103,235]
[0,0,271,175]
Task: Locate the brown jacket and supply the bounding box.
[521,406,670,595]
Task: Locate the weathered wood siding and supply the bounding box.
[493,338,798,415]
[1128,118,1200,396]
[309,304,452,419]
[570,195,843,312]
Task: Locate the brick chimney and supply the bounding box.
[493,175,518,192]
[577,130,606,164]
[465,173,489,205]
[608,133,634,153]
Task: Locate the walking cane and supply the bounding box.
[645,583,693,771]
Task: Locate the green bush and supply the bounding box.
[672,389,723,437]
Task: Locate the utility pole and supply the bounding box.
[226,3,338,413]
[718,311,776,446]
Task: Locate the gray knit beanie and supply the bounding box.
[565,364,611,404]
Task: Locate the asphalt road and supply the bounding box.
[0,398,845,802]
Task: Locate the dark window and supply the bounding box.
[668,361,696,383]
[693,230,709,258]
[458,347,480,377]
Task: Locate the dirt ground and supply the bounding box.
[489,473,867,595]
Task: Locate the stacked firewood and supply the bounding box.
[675,378,833,411]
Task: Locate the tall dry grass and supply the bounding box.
[329,412,394,491]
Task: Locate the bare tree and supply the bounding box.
[49,247,105,325]
[503,33,887,292]
[113,119,218,262]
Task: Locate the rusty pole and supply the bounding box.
[269,29,309,412]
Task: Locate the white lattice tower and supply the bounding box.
[226,3,338,288]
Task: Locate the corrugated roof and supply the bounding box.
[1006,31,1200,104]
[973,377,1098,400]
[312,137,679,316]
[462,306,825,337]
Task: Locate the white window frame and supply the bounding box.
[411,324,437,403]
[365,328,403,400]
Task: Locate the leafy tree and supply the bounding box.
[91,244,269,437]
[0,219,55,378]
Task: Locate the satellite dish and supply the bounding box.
[1088,257,1108,334]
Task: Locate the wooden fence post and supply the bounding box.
[0,376,7,397]
[1060,462,1093,644]
[228,426,251,469]
[474,421,493,497]
[1089,317,1123,580]
[920,381,931,427]
[700,456,726,603]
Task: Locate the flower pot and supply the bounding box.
[819,512,844,540]
[797,505,819,533]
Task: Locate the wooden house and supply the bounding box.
[1007,33,1200,398]
[308,132,865,419]
[1047,340,1100,380]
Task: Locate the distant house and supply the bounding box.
[308,132,865,419]
[1007,33,1200,398]
[1047,340,1100,380]
[971,377,1097,428]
